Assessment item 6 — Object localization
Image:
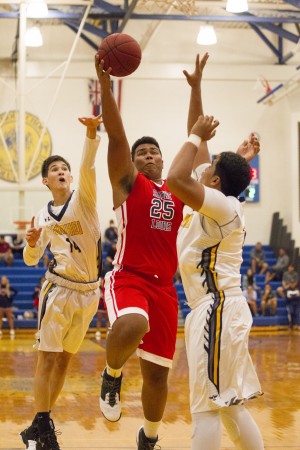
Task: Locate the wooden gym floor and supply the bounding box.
[0,328,300,450]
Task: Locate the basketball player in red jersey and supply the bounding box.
[95,53,189,449]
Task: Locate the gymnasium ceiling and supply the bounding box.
[0,0,300,65]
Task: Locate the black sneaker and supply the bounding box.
[20,424,42,450]
[38,422,61,450]
[136,426,160,450]
[99,368,122,422]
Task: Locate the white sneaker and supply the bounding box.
[10,329,15,336]
[99,368,122,422]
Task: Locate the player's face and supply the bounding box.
[199,157,219,187]
[133,144,163,180]
[42,160,73,191]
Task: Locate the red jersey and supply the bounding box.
[113,172,183,283]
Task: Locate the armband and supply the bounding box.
[187,134,201,148]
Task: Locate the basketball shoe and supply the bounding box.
[38,424,61,450]
[20,424,41,450]
[99,368,122,421]
[136,427,160,450]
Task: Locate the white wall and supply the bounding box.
[0,59,299,245]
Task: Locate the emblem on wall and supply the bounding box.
[0,111,52,182]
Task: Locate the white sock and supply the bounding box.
[221,405,264,450]
[191,411,222,450]
[143,419,160,440]
[106,365,122,378]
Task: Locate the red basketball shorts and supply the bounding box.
[104,268,179,368]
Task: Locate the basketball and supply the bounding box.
[97,33,142,77]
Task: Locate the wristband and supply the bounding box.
[187,134,201,148]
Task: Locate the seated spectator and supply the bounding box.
[286,287,300,330]
[250,242,268,275]
[0,275,18,336]
[0,236,14,266]
[243,285,258,316]
[103,219,118,247]
[260,284,277,316]
[102,240,117,277]
[277,264,299,298]
[265,247,289,283]
[10,233,26,257]
[242,268,259,292]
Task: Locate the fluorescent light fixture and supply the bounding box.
[197,25,217,46]
[25,26,43,47]
[226,0,248,13]
[27,0,48,18]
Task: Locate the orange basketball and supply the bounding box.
[97,33,142,77]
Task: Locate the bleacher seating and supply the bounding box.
[0,248,108,330]
[0,243,289,330]
[175,244,289,328]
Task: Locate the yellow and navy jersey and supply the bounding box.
[24,137,102,287]
[177,166,245,309]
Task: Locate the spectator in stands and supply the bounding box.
[101,240,117,277]
[0,236,14,266]
[104,219,118,246]
[265,247,289,283]
[286,287,300,330]
[250,242,268,275]
[242,268,259,292]
[260,284,277,316]
[276,264,299,298]
[0,275,18,336]
[11,233,26,257]
[95,278,109,340]
[242,285,258,316]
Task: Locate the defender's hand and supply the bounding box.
[26,217,42,248]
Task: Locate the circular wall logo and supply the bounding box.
[0,111,52,182]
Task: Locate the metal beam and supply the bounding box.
[117,0,138,32]
[255,20,300,43]
[282,0,300,7]
[250,23,281,58]
[2,9,300,22]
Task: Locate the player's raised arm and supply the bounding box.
[183,53,211,169]
[94,55,137,199]
[77,115,102,209]
[167,115,219,210]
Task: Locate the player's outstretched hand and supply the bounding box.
[95,54,112,89]
[237,132,260,162]
[26,217,42,248]
[78,115,103,129]
[190,115,219,142]
[183,53,209,88]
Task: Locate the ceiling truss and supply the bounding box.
[1,0,300,64]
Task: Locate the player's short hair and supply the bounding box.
[214,152,251,198]
[131,136,162,161]
[41,155,71,177]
